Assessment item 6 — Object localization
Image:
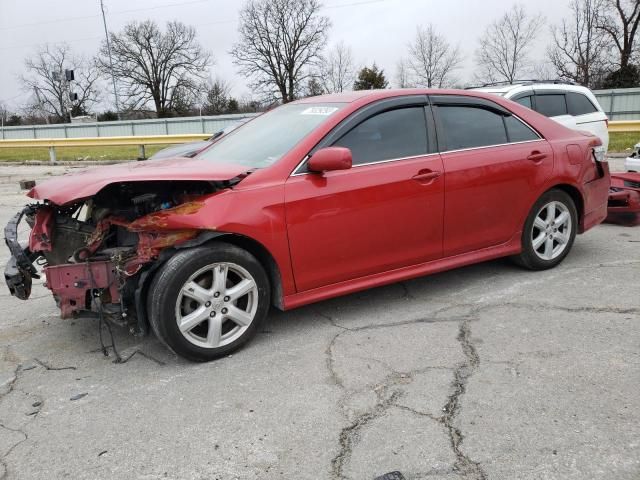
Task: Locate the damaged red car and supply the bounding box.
[4,90,610,361]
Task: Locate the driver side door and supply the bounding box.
[284,97,445,292]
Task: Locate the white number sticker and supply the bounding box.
[300,107,339,116]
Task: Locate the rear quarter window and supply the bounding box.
[535,94,568,117]
[566,92,598,115]
[504,116,540,142]
[514,96,532,109]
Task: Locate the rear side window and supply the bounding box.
[566,92,598,115]
[437,106,507,150]
[333,107,428,165]
[514,96,532,109]
[535,94,568,117]
[504,116,539,142]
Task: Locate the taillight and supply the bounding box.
[593,147,606,163]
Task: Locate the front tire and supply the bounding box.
[148,244,270,362]
[514,189,577,271]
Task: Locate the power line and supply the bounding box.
[0,0,215,31]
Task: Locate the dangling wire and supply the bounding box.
[86,260,122,363]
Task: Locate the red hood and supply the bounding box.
[28,157,249,205]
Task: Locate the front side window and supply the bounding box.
[437,106,507,151]
[566,92,598,115]
[332,107,428,165]
[535,94,568,117]
[197,103,345,168]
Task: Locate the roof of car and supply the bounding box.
[293,88,503,104]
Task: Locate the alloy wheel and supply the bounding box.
[531,201,572,261]
[175,262,259,349]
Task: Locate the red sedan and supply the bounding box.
[5,90,610,361]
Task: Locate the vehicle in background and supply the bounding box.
[472,81,609,152]
[149,121,248,160]
[625,142,640,172]
[5,89,610,362]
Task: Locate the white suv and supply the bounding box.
[472,81,609,152]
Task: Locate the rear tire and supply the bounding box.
[513,189,577,271]
[148,243,270,362]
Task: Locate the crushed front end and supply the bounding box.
[4,180,223,333]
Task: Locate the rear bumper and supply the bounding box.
[605,173,640,226]
[583,202,608,231]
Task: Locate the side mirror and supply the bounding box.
[308,147,352,173]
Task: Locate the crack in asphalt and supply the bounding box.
[321,300,490,480]
[331,390,402,480]
[0,422,28,480]
[440,320,487,480]
[473,302,640,317]
[320,304,469,390]
[0,365,30,480]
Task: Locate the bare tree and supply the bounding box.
[231,0,330,102]
[407,24,462,88]
[598,0,640,68]
[548,0,612,86]
[20,44,101,122]
[475,5,545,83]
[98,20,211,117]
[395,58,413,88]
[319,41,356,93]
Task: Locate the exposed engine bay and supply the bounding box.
[4,179,234,335]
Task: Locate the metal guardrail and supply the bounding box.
[0,134,210,148]
[607,120,640,133]
[0,134,211,162]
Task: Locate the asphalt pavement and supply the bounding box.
[0,163,638,480]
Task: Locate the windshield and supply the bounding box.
[197,103,345,168]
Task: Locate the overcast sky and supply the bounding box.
[0,0,571,111]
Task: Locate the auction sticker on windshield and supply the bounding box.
[300,106,339,116]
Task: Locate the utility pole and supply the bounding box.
[100,0,121,119]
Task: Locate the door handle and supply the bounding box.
[527,151,547,162]
[412,170,441,183]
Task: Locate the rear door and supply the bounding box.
[533,91,577,129]
[284,97,445,292]
[430,95,554,257]
[565,91,609,151]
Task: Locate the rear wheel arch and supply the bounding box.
[547,184,584,232]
